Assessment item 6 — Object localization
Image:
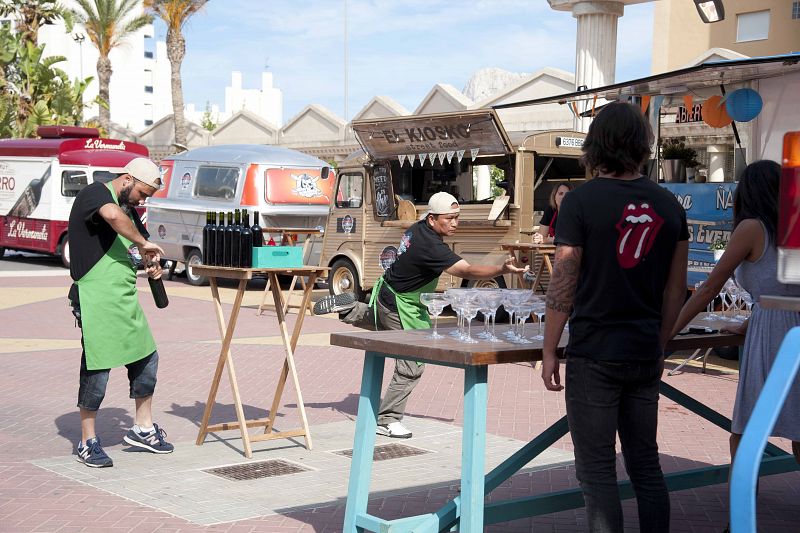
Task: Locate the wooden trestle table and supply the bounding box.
[192,264,328,458]
[501,243,556,292]
[332,316,799,532]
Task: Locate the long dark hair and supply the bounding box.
[580,101,653,177]
[733,160,780,244]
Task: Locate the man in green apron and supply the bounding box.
[315,192,527,438]
[68,157,173,468]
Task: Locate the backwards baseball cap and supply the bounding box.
[426,191,460,217]
[112,157,161,189]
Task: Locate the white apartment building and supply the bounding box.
[4,0,171,132]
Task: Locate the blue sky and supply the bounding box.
[155,0,655,124]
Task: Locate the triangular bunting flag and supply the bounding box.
[683,94,694,112]
[640,95,651,115]
[409,153,416,166]
[438,152,447,165]
[470,148,479,162]
[428,153,436,165]
[446,151,455,163]
[398,154,407,166]
[456,150,465,163]
[418,153,427,165]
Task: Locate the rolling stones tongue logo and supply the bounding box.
[615,203,663,269]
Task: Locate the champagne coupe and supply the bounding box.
[445,288,470,340]
[420,293,447,339]
[698,281,719,320]
[501,289,531,339]
[476,289,504,342]
[459,294,480,343]
[531,300,546,341]
[721,279,738,321]
[512,298,535,344]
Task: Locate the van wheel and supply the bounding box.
[59,235,70,268]
[467,276,507,289]
[185,249,208,286]
[329,258,362,301]
[0,247,5,259]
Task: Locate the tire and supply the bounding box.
[329,258,363,301]
[0,246,5,259]
[58,235,70,268]
[185,249,208,286]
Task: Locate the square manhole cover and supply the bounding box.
[335,443,429,461]
[203,459,309,481]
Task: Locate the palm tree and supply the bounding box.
[71,0,151,133]
[0,0,74,46]
[145,0,207,148]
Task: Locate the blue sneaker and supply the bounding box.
[76,437,113,468]
[123,423,174,454]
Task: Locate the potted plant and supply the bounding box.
[660,137,698,183]
[709,238,727,261]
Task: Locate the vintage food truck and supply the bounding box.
[493,53,800,287]
[318,109,586,299]
[146,144,333,285]
[0,126,149,267]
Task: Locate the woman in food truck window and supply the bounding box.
[670,160,800,470]
[535,182,573,244]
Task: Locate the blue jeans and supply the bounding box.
[565,356,669,533]
[77,349,159,411]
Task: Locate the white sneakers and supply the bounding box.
[376,421,412,439]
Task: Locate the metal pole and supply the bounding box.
[344,0,348,123]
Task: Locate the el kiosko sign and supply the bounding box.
[352,110,512,165]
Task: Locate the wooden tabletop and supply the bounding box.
[261,227,324,235]
[330,316,744,367]
[501,243,556,252]
[193,265,329,280]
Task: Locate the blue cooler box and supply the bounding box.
[252,246,303,268]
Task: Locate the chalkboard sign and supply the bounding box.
[373,164,393,218]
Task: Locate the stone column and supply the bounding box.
[707,144,727,182]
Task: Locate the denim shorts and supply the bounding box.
[77,350,159,411]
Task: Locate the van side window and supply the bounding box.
[335,173,363,208]
[92,170,118,184]
[195,166,240,199]
[61,170,88,197]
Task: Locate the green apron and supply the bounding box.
[369,275,437,330]
[76,182,157,370]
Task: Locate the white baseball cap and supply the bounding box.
[426,191,460,217]
[112,157,161,189]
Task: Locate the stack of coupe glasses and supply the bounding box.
[419,288,547,344]
[695,277,753,323]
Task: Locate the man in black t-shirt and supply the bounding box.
[541,103,688,533]
[315,192,526,438]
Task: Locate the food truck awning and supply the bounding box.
[351,109,513,161]
[493,53,800,109]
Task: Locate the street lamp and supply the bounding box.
[694,0,725,24]
[72,33,85,79]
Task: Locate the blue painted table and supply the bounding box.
[331,319,799,532]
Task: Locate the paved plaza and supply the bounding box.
[1,268,798,532]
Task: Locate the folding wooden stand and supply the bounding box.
[192,265,328,458]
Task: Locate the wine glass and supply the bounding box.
[459,295,480,344]
[420,293,447,339]
[445,288,470,340]
[697,280,719,320]
[501,289,531,340]
[721,279,738,322]
[476,289,505,342]
[531,300,546,341]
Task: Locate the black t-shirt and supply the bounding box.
[380,220,461,309]
[555,177,689,361]
[540,205,556,227]
[68,182,148,302]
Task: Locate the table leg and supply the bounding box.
[343,351,385,533]
[265,272,313,450]
[257,276,272,316]
[533,255,547,293]
[196,278,253,458]
[461,365,488,532]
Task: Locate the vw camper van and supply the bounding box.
[146,144,333,285]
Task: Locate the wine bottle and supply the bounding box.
[251,210,263,247]
[8,167,51,218]
[202,212,212,265]
[231,209,242,268]
[148,276,169,308]
[215,211,225,266]
[240,209,253,268]
[207,211,217,266]
[223,212,233,267]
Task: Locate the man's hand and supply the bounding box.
[139,241,164,268]
[541,352,564,392]
[501,253,528,275]
[145,259,163,280]
[533,233,544,244]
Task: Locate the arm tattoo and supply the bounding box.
[546,246,582,314]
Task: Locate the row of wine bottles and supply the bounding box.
[202,210,264,268]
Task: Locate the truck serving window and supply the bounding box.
[61,170,88,197]
[335,173,363,208]
[194,166,240,199]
